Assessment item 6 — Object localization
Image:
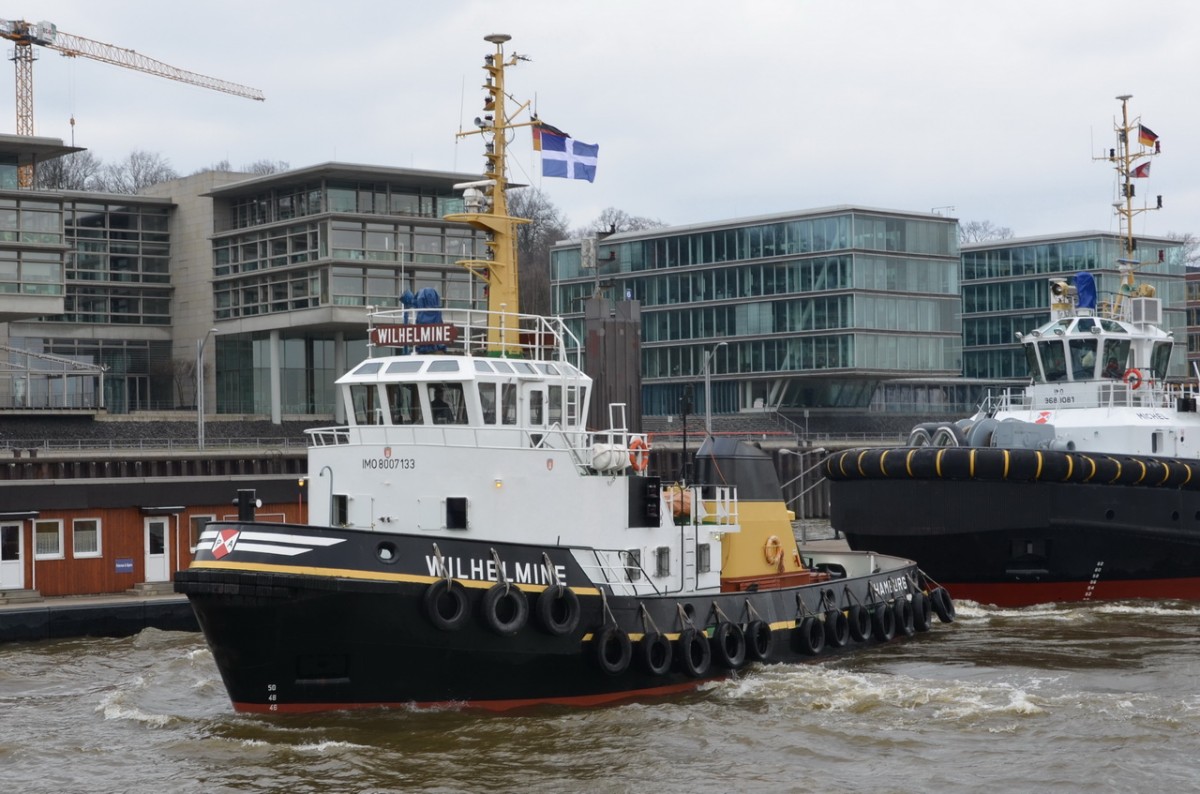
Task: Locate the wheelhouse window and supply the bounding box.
[428,383,466,424]
[479,382,498,424]
[386,382,424,425]
[72,518,101,558]
[350,384,382,425]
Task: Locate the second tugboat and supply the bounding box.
[175,34,952,714]
[827,96,1200,607]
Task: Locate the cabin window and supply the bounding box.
[332,494,349,527]
[428,383,466,424]
[655,546,671,576]
[548,385,563,426]
[189,514,215,552]
[501,383,517,425]
[34,519,63,560]
[72,518,101,558]
[350,384,382,425]
[351,361,384,375]
[528,390,545,426]
[385,361,423,374]
[623,549,642,582]
[1024,345,1041,382]
[386,383,424,424]
[697,543,712,573]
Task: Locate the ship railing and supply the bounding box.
[366,306,583,366]
[577,548,667,598]
[983,381,1186,413]
[663,483,740,530]
[307,427,352,446]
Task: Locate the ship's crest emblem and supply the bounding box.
[211,529,240,559]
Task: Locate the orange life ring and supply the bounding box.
[629,438,650,472]
[763,535,783,566]
[1123,368,1143,389]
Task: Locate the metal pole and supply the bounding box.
[702,341,727,436]
[197,328,218,451]
[196,338,204,450]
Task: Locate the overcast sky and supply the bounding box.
[15,1,1200,240]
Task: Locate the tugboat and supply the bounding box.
[826,95,1200,607]
[175,34,951,714]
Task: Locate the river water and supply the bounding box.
[2,597,1198,794]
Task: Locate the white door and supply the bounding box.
[0,523,23,590]
[144,517,169,582]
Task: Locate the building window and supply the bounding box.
[34,520,63,560]
[190,515,215,552]
[72,518,101,558]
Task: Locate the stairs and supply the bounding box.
[126,581,177,597]
[0,589,44,605]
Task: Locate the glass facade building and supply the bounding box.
[551,207,962,416]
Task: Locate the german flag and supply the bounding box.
[1138,124,1159,147]
[531,120,569,151]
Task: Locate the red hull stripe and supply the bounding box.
[233,679,711,714]
[945,576,1200,607]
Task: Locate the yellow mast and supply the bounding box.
[444,33,531,354]
[1103,94,1162,312]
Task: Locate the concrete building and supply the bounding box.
[0,136,490,419]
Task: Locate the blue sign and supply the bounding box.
[115,558,134,573]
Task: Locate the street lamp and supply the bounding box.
[702,341,728,436]
[197,328,218,450]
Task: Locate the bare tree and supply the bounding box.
[35,151,105,191]
[243,159,290,175]
[1167,231,1200,268]
[575,207,667,238]
[959,220,1015,244]
[95,150,179,194]
[507,187,570,316]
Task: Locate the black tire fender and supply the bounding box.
[638,631,673,675]
[711,622,746,669]
[424,578,469,631]
[871,602,896,641]
[593,626,632,675]
[824,609,850,648]
[480,582,528,637]
[676,627,712,677]
[744,620,774,662]
[535,584,580,636]
[848,604,871,642]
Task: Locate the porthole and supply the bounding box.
[376,541,399,564]
[1104,509,1115,520]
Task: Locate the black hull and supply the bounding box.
[176,522,938,712]
[826,447,1200,606]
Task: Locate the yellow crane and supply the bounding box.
[0,18,264,186]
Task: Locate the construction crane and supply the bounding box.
[0,18,265,186]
